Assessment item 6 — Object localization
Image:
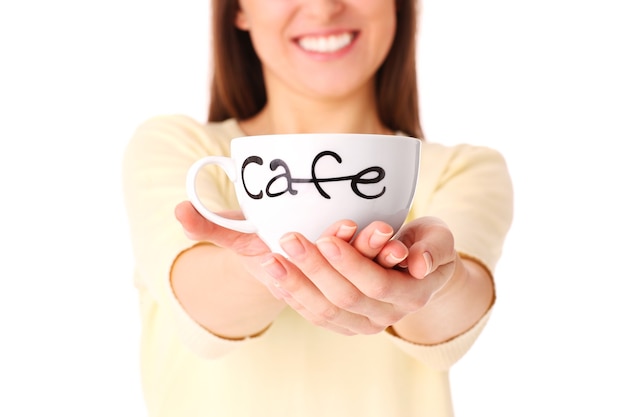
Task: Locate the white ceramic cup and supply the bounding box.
[187,133,421,253]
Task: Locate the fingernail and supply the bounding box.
[369,228,393,248]
[423,252,433,276]
[261,256,287,280]
[316,237,340,260]
[337,224,357,240]
[280,234,305,257]
[385,252,407,266]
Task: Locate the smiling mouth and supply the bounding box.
[296,32,357,54]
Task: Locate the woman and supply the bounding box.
[123,0,513,416]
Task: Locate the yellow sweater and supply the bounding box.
[122,115,514,417]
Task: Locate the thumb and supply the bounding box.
[396,217,456,279]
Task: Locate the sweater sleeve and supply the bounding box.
[122,115,259,358]
[384,143,514,370]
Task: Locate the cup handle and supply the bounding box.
[186,156,257,233]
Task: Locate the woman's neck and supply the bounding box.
[238,87,392,136]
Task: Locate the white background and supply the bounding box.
[1,1,624,416]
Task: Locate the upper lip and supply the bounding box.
[292,29,358,41]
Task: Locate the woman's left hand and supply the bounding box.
[260,217,459,336]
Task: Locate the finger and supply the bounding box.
[318,219,358,242]
[374,239,409,269]
[396,217,456,279]
[349,221,395,259]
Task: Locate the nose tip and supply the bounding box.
[304,0,344,20]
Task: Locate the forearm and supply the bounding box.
[391,254,494,345]
[171,243,286,339]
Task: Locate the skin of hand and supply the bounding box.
[260,217,459,337]
[269,216,494,343]
[175,201,492,343]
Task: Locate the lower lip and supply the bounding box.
[294,33,359,61]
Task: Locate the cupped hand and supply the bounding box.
[259,217,459,336]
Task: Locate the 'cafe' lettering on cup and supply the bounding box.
[242,150,386,200]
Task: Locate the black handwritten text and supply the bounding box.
[241,151,386,200]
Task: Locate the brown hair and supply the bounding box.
[208,0,423,139]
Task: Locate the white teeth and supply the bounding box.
[298,33,353,53]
